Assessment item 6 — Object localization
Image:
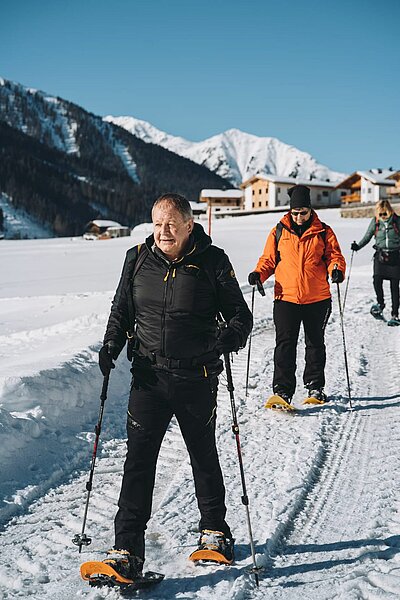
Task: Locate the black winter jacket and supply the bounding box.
[104,223,252,371]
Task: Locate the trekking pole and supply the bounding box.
[72,372,110,552]
[342,250,354,313]
[256,280,266,298]
[224,352,262,586]
[245,287,256,397]
[334,267,353,410]
[245,280,265,396]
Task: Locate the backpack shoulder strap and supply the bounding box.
[276,222,283,246]
[275,222,284,264]
[127,244,149,338]
[132,243,149,278]
[392,212,399,235]
[320,222,327,243]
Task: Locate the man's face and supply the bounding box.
[291,207,311,224]
[152,202,194,260]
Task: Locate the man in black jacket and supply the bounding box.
[98,193,252,580]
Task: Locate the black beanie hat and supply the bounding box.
[288,185,311,209]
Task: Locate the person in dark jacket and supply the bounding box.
[97,193,252,580]
[351,199,400,326]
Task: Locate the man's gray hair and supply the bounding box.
[152,193,193,221]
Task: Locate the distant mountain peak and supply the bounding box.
[105,115,345,185]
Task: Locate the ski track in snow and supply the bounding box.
[1,278,400,597]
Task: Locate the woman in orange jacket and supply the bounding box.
[248,185,346,406]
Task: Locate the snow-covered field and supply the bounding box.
[1,209,400,599]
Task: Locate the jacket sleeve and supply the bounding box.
[357,218,376,249]
[215,251,253,348]
[103,247,138,357]
[324,227,346,278]
[254,227,277,283]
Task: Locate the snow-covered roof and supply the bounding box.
[357,170,396,185]
[336,170,396,188]
[189,201,207,210]
[200,189,243,198]
[90,220,123,228]
[241,174,336,189]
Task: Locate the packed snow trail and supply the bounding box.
[252,288,400,599]
[1,212,400,598]
[1,281,400,599]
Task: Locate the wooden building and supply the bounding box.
[336,170,396,204]
[83,220,130,240]
[200,189,244,212]
[240,175,340,210]
[387,171,400,200]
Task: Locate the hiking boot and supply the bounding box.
[103,549,143,581]
[370,304,384,319]
[307,388,328,403]
[197,530,235,563]
[273,389,293,404]
[388,315,400,327]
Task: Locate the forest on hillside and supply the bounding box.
[0,80,231,236]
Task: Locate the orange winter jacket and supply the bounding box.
[254,211,346,304]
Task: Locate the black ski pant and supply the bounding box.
[373,275,400,316]
[114,367,230,559]
[273,298,332,397]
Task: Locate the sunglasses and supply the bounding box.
[291,209,310,216]
[379,212,388,217]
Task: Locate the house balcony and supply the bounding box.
[387,187,400,196]
[341,191,361,204]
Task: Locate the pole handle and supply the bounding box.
[256,280,265,296]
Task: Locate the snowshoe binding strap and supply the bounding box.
[189,530,234,565]
[265,395,295,412]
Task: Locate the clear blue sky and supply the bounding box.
[1,0,399,173]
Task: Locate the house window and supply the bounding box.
[317,194,321,202]
[368,188,372,193]
[259,201,262,207]
[252,189,255,196]
[323,191,329,197]
[277,187,281,193]
[259,189,262,194]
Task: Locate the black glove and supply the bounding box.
[351,241,359,251]
[331,268,344,284]
[99,341,119,376]
[248,271,261,286]
[215,327,241,355]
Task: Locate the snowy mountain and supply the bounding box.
[0,78,231,237]
[105,116,345,186]
[1,212,400,598]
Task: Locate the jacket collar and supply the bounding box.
[280,210,325,238]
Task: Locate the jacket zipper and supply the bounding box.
[161,268,170,355]
[161,266,177,355]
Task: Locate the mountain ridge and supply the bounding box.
[0,77,231,237]
[105,115,346,186]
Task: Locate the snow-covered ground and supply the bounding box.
[1,209,400,599]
